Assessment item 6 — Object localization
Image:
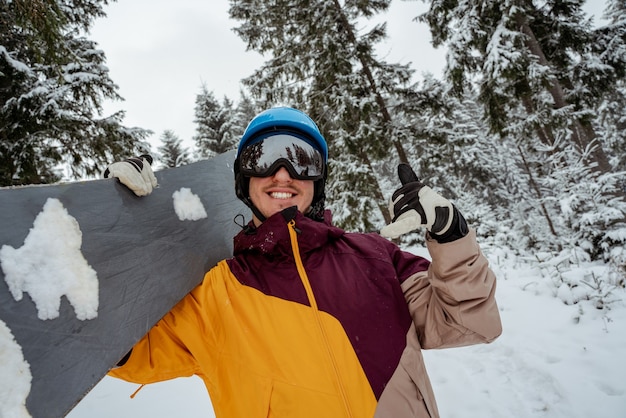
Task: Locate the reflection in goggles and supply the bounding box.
[239,134,324,180]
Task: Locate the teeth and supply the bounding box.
[271,192,293,199]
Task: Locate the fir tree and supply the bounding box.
[418,0,626,263]
[594,0,626,175]
[0,0,150,186]
[422,0,626,171]
[233,90,258,138]
[157,130,190,169]
[193,85,237,159]
[229,0,417,231]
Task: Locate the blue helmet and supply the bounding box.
[237,107,328,162]
[234,107,329,222]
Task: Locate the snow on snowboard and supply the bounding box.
[0,151,246,418]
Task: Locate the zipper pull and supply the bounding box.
[288,219,302,234]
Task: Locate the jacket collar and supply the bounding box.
[233,208,344,257]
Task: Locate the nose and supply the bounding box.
[272,166,293,182]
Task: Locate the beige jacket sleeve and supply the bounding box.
[375,229,502,418]
[405,228,502,349]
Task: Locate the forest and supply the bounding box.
[1,0,625,306]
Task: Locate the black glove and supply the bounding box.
[380,164,468,243]
[104,155,157,196]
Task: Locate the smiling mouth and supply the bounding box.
[270,192,294,199]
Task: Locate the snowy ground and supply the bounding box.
[67,247,626,418]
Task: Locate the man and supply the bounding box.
[105,107,501,418]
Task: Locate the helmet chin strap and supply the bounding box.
[248,200,267,225]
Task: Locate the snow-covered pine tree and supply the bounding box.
[422,0,611,169]
[156,130,191,169]
[0,0,150,186]
[593,0,626,176]
[233,90,259,139]
[228,0,418,231]
[396,74,536,248]
[418,0,626,264]
[193,85,238,159]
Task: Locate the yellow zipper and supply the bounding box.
[287,219,353,418]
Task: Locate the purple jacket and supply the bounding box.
[227,209,431,399]
[111,207,500,418]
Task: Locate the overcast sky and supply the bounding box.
[90,0,607,151]
[89,1,445,149]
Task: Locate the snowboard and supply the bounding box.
[0,150,247,418]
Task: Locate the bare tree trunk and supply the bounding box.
[332,0,408,165]
[358,149,393,224]
[323,0,404,224]
[516,12,612,174]
[516,145,558,236]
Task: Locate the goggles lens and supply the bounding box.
[239,134,324,180]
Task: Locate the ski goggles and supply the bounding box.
[238,134,325,180]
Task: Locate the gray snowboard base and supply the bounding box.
[0,151,246,417]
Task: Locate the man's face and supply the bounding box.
[248,166,315,226]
